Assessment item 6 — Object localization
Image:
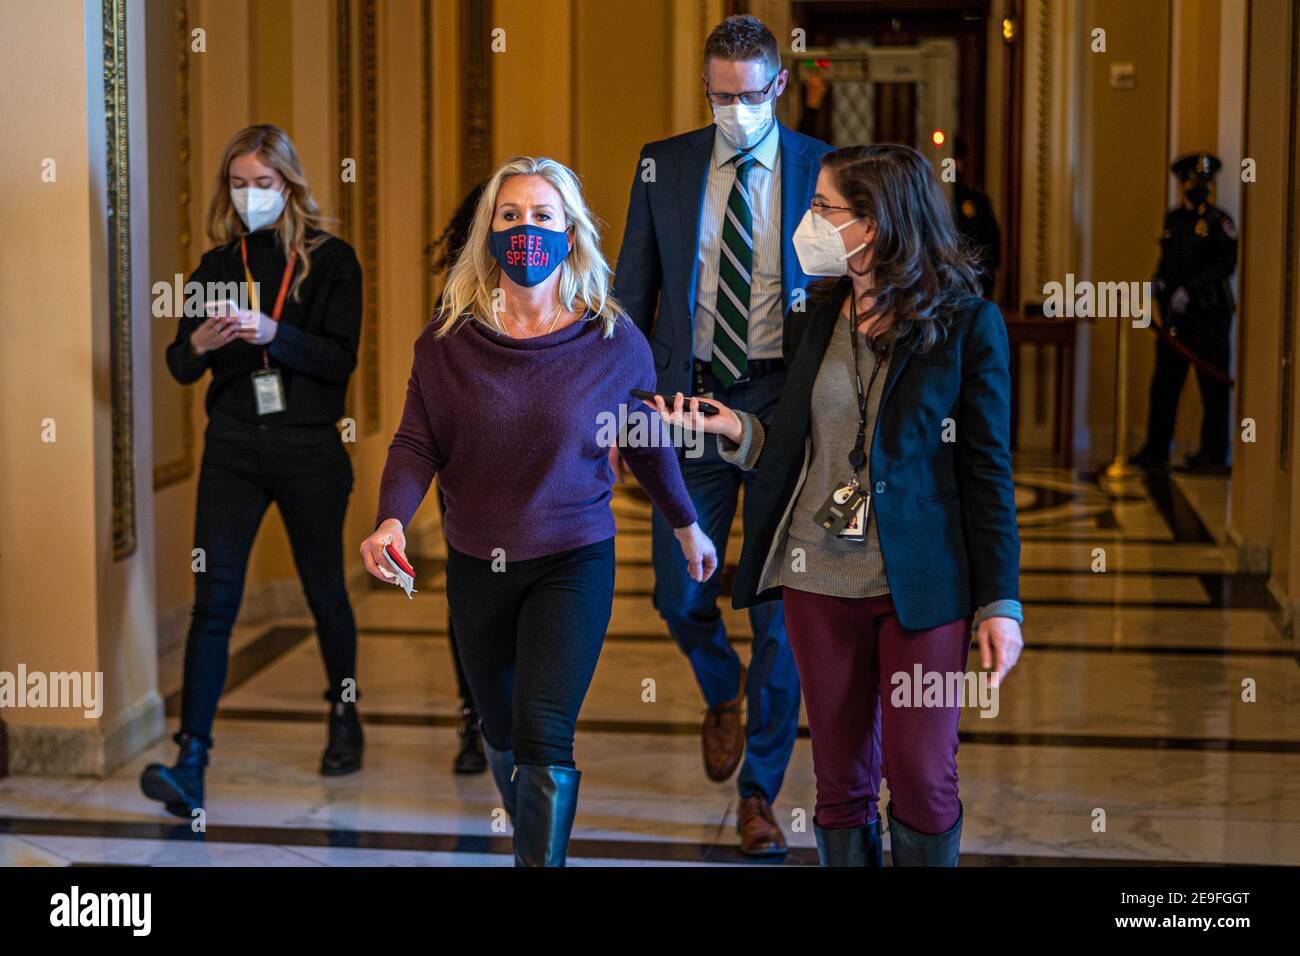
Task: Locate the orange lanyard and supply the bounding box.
[240,236,296,368]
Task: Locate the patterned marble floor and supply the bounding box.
[2,468,1297,866]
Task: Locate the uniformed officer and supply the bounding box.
[1130,152,1238,474]
[953,137,1001,299]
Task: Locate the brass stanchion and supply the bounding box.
[1099,310,1145,492]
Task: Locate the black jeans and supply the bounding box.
[445,537,615,767]
[180,431,358,744]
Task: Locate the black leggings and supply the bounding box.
[181,434,358,744]
[445,537,615,767]
[437,485,476,712]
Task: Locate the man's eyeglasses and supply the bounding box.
[706,71,781,106]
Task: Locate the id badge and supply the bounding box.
[252,368,286,415]
[813,482,869,540]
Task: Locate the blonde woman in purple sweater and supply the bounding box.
[361,157,717,866]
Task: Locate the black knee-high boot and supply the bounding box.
[483,739,517,821]
[513,764,581,867]
[887,802,962,867]
[814,818,884,866]
[140,733,209,819]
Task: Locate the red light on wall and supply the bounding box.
[931,129,946,147]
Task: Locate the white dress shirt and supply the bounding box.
[693,121,784,363]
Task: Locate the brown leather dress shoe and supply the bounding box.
[702,664,746,782]
[737,793,788,857]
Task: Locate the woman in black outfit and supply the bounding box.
[141,125,364,818]
[429,180,489,775]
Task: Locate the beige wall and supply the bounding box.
[0,0,162,773]
[573,0,672,260]
[1230,0,1298,604]
[1076,0,1172,462]
[488,0,721,262]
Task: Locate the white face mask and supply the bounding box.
[792,208,867,277]
[712,100,774,151]
[230,186,287,232]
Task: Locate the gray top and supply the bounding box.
[776,321,892,598]
[717,318,1024,629]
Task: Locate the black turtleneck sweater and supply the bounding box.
[166,227,362,444]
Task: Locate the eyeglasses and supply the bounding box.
[706,71,780,106]
[811,200,854,215]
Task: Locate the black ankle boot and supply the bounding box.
[482,739,517,820]
[513,764,581,867]
[453,707,487,775]
[321,693,363,776]
[140,733,208,819]
[814,817,884,867]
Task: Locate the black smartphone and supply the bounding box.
[630,388,720,417]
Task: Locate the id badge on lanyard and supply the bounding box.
[252,368,286,415]
[816,298,887,542]
[241,237,296,416]
[813,481,869,539]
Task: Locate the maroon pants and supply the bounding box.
[784,588,970,834]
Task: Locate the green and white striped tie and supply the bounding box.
[710,153,756,386]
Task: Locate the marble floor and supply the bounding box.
[2,468,1297,867]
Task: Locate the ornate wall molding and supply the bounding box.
[1278,0,1299,467]
[336,0,353,243]
[460,0,492,193]
[154,0,196,490]
[421,0,434,322]
[1032,0,1052,292]
[105,0,136,560]
[359,0,379,434]
[335,0,380,432]
[337,0,355,422]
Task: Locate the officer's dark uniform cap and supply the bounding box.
[1171,152,1222,180]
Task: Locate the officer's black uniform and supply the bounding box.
[954,184,1001,299]
[1133,153,1238,472]
[952,139,1001,299]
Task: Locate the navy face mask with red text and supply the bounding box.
[490,224,571,287]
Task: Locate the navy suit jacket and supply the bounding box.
[613,122,834,397]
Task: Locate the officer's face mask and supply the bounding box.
[1186,183,1210,205]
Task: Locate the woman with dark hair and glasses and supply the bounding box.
[648,144,1024,867]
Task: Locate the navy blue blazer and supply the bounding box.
[732,280,1021,632]
[613,122,834,397]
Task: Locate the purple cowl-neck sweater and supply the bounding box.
[376,313,697,561]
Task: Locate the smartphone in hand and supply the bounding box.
[630,388,720,417]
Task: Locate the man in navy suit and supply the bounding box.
[613,14,833,857]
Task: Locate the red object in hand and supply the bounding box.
[384,543,414,579]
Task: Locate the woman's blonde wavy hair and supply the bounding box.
[435,156,622,338]
[205,124,328,302]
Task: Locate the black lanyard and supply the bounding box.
[847,295,888,485]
